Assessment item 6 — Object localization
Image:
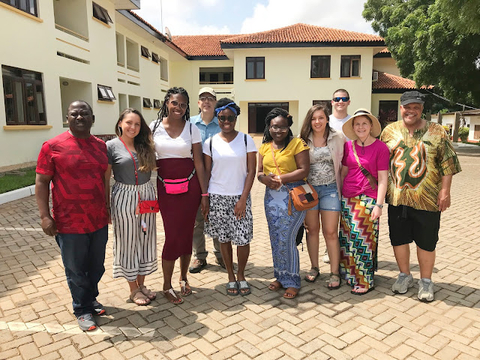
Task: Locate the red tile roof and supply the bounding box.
[172,35,234,57]
[221,23,383,45]
[373,70,417,90]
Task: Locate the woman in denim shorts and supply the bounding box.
[300,104,345,289]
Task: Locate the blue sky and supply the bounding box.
[134,0,375,37]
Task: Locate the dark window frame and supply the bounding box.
[1,0,38,17]
[92,2,112,25]
[340,55,361,78]
[143,98,152,108]
[2,65,47,125]
[97,84,116,101]
[378,100,399,125]
[140,46,150,59]
[246,57,265,79]
[151,52,160,63]
[310,55,331,78]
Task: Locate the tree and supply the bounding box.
[363,0,480,107]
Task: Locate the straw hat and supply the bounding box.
[342,108,382,140]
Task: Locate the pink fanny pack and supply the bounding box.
[158,170,195,195]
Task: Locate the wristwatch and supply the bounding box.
[375,203,384,209]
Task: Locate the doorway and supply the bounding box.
[248,102,289,133]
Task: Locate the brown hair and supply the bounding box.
[300,104,331,145]
[116,108,156,172]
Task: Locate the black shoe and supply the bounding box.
[92,300,106,315]
[189,259,207,273]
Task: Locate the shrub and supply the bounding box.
[458,127,469,142]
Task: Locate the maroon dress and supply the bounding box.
[156,158,201,260]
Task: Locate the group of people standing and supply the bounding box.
[35,86,460,332]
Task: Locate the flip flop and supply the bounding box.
[163,288,184,304]
[238,280,251,296]
[179,280,192,296]
[351,286,375,296]
[226,281,239,296]
[268,281,282,291]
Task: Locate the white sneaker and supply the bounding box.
[323,250,330,264]
[391,273,414,294]
[417,279,434,302]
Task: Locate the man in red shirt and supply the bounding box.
[35,100,108,331]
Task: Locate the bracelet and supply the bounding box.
[375,203,384,209]
[201,193,209,197]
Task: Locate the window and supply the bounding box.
[141,46,150,59]
[97,85,115,101]
[143,98,152,108]
[378,100,398,125]
[92,2,112,25]
[126,38,139,71]
[246,57,265,79]
[311,56,331,78]
[151,52,160,63]
[341,55,361,77]
[199,67,233,84]
[312,100,332,114]
[2,65,46,125]
[1,0,37,16]
[160,57,168,81]
[153,99,161,109]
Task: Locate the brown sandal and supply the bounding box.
[283,287,299,299]
[163,288,184,305]
[130,287,151,306]
[268,280,282,291]
[139,285,157,300]
[179,280,192,296]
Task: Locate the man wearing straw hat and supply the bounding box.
[381,91,461,302]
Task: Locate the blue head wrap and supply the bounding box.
[215,102,237,116]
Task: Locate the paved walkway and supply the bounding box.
[1,145,479,360]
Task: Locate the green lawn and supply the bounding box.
[0,168,36,194]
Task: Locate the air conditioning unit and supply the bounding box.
[372,71,379,82]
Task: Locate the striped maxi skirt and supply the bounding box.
[339,194,379,290]
[264,181,306,289]
[111,181,158,282]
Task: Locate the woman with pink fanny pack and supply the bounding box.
[150,87,209,305]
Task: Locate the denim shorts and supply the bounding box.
[309,183,341,212]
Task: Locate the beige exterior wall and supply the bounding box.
[373,57,400,76]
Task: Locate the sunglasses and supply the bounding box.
[218,115,236,123]
[199,96,215,102]
[333,96,350,102]
[169,100,187,109]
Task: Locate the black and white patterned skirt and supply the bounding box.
[205,194,253,246]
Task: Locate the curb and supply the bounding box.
[0,185,35,205]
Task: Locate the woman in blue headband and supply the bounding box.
[203,98,257,296]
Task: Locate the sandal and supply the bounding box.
[130,287,151,306]
[327,273,341,290]
[238,280,251,296]
[139,285,156,300]
[268,281,282,291]
[179,280,192,296]
[226,281,239,296]
[305,267,320,283]
[163,288,184,304]
[283,287,299,299]
[351,286,375,296]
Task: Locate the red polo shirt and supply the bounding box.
[36,131,108,234]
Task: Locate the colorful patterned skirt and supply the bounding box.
[339,194,379,290]
[264,182,306,289]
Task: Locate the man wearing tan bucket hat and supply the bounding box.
[381,91,461,302]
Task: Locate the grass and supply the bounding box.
[0,167,36,194]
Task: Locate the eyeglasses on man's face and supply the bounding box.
[333,96,350,103]
[169,100,187,109]
[270,125,289,132]
[199,96,215,102]
[218,115,236,123]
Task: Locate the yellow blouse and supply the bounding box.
[259,138,309,175]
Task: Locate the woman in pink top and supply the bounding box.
[339,109,389,295]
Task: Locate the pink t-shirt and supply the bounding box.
[342,139,390,199]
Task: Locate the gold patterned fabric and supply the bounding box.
[380,121,461,212]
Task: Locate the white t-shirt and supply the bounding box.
[150,120,201,159]
[329,114,351,140]
[204,132,257,196]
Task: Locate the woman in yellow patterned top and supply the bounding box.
[257,108,310,299]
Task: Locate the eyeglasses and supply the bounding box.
[169,100,187,109]
[218,115,236,123]
[333,96,350,102]
[270,125,289,132]
[199,96,215,102]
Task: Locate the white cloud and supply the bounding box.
[240,0,374,35]
[133,0,231,35]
